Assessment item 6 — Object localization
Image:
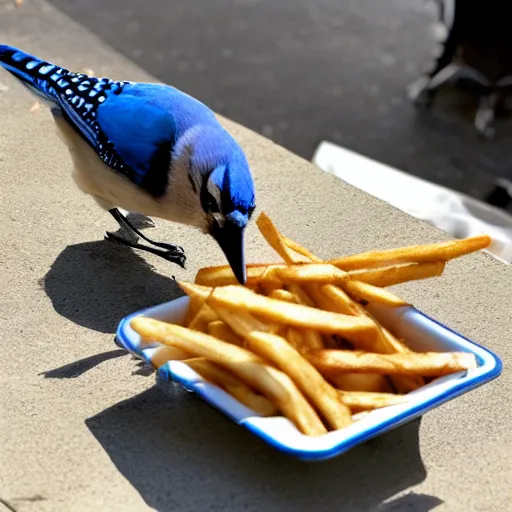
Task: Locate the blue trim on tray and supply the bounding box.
[115,299,503,461]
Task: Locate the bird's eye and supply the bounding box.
[207,193,220,213]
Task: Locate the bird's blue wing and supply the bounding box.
[96,89,177,197]
[0,45,177,197]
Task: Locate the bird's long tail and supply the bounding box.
[0,45,69,104]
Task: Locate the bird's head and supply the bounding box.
[176,126,256,284]
[202,161,255,284]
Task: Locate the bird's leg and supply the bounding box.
[105,208,186,268]
[122,210,156,230]
[107,209,155,244]
[109,209,185,252]
[108,213,140,245]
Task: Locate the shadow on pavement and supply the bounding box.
[40,349,128,379]
[42,241,183,334]
[87,385,436,512]
[376,491,443,511]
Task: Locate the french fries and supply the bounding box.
[131,316,327,436]
[348,262,446,288]
[286,327,307,351]
[182,357,278,416]
[253,216,423,392]
[268,289,296,303]
[330,373,394,393]
[151,346,191,367]
[338,390,409,412]
[206,320,244,347]
[210,305,352,429]
[195,264,279,288]
[329,235,491,270]
[188,303,218,332]
[196,261,444,289]
[129,212,488,436]
[306,349,478,377]
[186,283,378,342]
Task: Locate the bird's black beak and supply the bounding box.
[211,220,247,285]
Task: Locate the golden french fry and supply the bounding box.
[183,357,278,416]
[350,262,445,287]
[209,305,352,429]
[184,292,206,326]
[207,320,244,346]
[284,285,324,350]
[188,303,219,332]
[283,237,323,263]
[306,349,478,376]
[306,283,360,316]
[367,323,425,392]
[329,235,491,270]
[192,284,284,338]
[267,288,323,350]
[379,328,425,393]
[339,390,409,411]
[269,289,296,302]
[151,346,192,367]
[343,306,425,392]
[195,264,280,287]
[256,212,312,264]
[286,284,317,308]
[389,375,423,394]
[329,373,394,393]
[286,327,306,351]
[307,284,407,349]
[131,317,327,436]
[269,264,348,285]
[302,330,324,351]
[256,262,442,294]
[343,280,409,307]
[189,283,378,344]
[324,291,423,391]
[305,283,412,365]
[258,266,284,294]
[285,326,322,352]
[248,331,352,429]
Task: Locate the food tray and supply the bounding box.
[115,296,502,461]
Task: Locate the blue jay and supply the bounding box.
[0,45,255,284]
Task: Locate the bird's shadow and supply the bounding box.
[41,241,183,334]
[86,385,439,512]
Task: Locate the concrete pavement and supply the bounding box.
[0,1,511,511]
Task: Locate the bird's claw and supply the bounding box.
[104,231,186,268]
[154,242,186,256]
[159,247,186,268]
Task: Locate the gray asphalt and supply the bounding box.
[47,0,512,200]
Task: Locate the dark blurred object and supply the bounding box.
[408,0,512,139]
[484,178,512,211]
